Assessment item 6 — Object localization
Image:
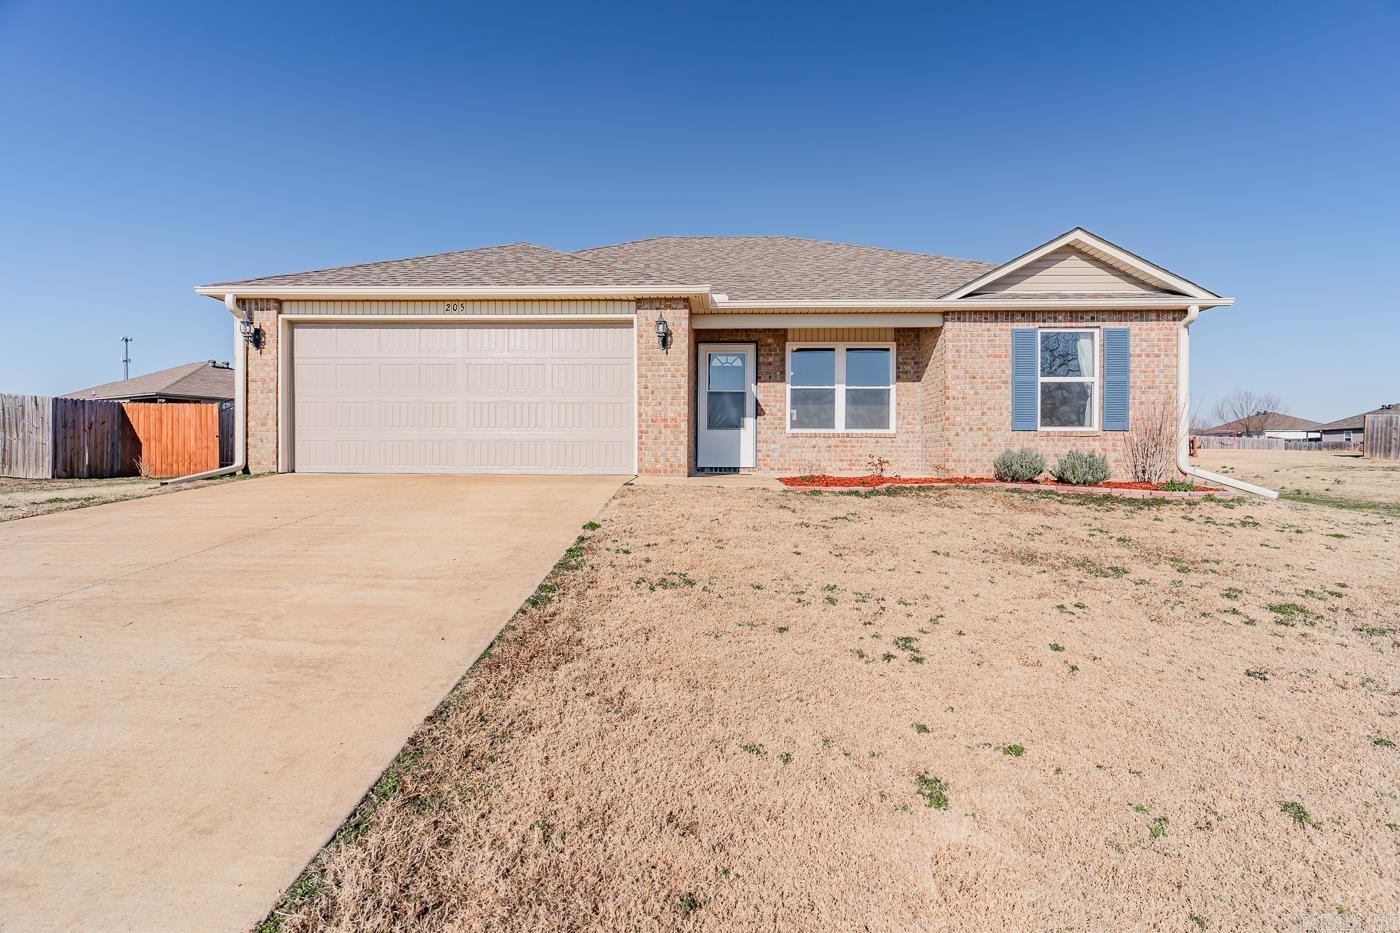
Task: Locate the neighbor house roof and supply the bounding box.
[574,236,996,302]
[1201,411,1323,435]
[1315,404,1399,432]
[63,361,234,402]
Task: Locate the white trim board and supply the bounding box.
[197,285,708,300]
[696,312,944,328]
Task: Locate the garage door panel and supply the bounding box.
[292,322,634,474]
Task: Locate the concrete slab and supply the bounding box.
[0,474,624,932]
[627,473,783,489]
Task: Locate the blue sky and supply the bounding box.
[1,0,1396,422]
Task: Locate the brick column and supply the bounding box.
[635,298,692,475]
[239,298,281,474]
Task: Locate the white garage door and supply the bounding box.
[291,322,634,474]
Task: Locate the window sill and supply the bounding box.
[786,429,897,436]
[1036,429,1101,437]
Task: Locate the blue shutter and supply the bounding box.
[1102,328,1130,431]
[1011,329,1037,431]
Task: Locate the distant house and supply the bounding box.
[1199,411,1322,441]
[63,360,234,404]
[1315,403,1398,446]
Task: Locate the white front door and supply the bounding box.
[696,343,756,469]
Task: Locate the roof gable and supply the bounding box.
[942,228,1220,301]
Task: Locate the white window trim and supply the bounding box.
[1036,327,1100,432]
[785,341,896,434]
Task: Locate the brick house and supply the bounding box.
[196,228,1232,480]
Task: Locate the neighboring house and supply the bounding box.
[1315,403,1398,446]
[1199,412,1322,441]
[63,360,235,404]
[195,227,1232,478]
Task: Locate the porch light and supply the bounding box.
[655,311,672,351]
[240,314,265,350]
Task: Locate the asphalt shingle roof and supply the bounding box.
[1315,404,1399,432]
[575,236,996,301]
[203,236,997,301]
[205,243,676,289]
[1201,411,1323,434]
[63,361,235,402]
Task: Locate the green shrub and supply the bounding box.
[1051,450,1110,486]
[993,448,1045,482]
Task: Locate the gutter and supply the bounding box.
[162,293,247,485]
[192,284,710,300]
[1175,303,1277,499]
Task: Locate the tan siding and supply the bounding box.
[284,299,636,316]
[787,328,895,342]
[980,247,1161,294]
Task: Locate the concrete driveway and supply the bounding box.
[0,474,623,932]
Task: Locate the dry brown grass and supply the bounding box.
[1196,448,1400,506]
[268,484,1400,932]
[0,473,237,521]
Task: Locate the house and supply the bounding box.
[195,227,1232,479]
[1315,403,1398,446]
[64,360,235,405]
[1199,412,1322,441]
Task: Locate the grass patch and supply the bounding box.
[1280,492,1400,516]
[1279,801,1314,827]
[915,774,950,810]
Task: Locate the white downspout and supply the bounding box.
[1176,303,1277,499]
[162,293,248,484]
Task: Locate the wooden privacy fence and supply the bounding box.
[123,402,221,477]
[1191,435,1285,451]
[0,394,230,479]
[1365,414,1400,460]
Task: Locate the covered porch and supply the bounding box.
[688,312,944,476]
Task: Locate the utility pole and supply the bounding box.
[121,336,133,380]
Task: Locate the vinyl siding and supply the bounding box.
[787,328,895,342]
[284,299,636,316]
[979,247,1162,295]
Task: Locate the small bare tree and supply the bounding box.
[1212,389,1284,436]
[1121,398,1184,484]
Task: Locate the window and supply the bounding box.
[786,343,894,432]
[1038,329,1097,430]
[706,352,746,430]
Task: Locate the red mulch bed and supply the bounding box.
[778,474,1222,493]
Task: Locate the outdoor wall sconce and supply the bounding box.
[655,311,672,352]
[240,314,265,350]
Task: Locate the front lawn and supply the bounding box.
[267,484,1400,931]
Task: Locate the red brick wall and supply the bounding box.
[695,327,929,475]
[635,299,692,475]
[239,300,1183,481]
[240,299,281,474]
[933,310,1183,479]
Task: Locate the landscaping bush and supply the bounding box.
[992,448,1046,482]
[1051,450,1111,486]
